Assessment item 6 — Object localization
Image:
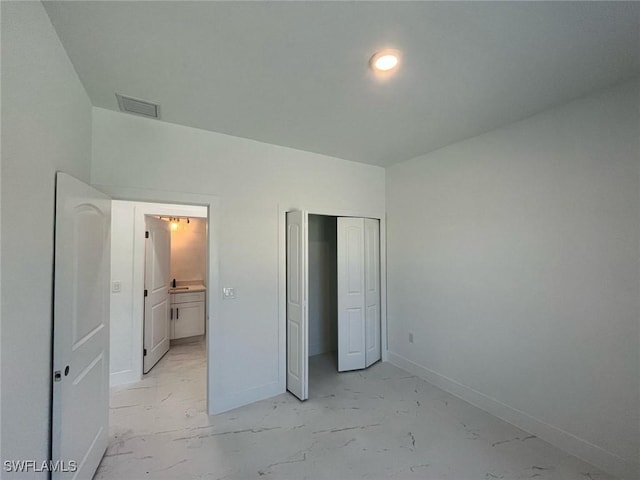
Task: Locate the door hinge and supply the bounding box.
[145,231,149,239]
[53,370,62,382]
[144,289,148,297]
[144,348,147,356]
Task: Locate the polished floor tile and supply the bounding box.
[96,340,615,479]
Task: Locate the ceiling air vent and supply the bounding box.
[115,94,160,119]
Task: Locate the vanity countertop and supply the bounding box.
[169,284,206,294]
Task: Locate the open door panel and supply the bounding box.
[143,216,171,373]
[286,210,308,400]
[52,172,111,479]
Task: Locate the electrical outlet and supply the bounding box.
[112,281,122,293]
[222,287,236,299]
[409,332,414,343]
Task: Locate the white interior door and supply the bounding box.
[364,218,381,367]
[286,210,308,400]
[143,216,171,373]
[52,172,111,480]
[337,217,366,372]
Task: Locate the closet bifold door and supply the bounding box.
[364,218,381,367]
[337,217,381,372]
[337,217,366,371]
[286,210,309,400]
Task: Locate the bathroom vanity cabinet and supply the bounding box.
[170,289,205,339]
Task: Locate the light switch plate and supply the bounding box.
[222,287,236,299]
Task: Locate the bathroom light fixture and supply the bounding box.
[369,49,401,74]
[158,216,191,231]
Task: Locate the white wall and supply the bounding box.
[308,215,337,357]
[0,1,92,474]
[386,80,640,479]
[110,201,207,386]
[171,217,207,285]
[92,107,385,411]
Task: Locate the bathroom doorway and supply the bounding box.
[110,201,208,384]
[143,212,208,373]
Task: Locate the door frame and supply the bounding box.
[96,185,221,415]
[112,204,206,382]
[278,204,387,394]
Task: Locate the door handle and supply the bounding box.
[170,308,173,320]
[176,308,179,320]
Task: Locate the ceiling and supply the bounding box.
[43,1,640,167]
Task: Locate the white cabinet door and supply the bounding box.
[286,210,308,400]
[337,217,366,372]
[173,301,205,338]
[364,218,381,367]
[143,216,171,373]
[52,173,111,480]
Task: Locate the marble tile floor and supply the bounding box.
[96,340,615,480]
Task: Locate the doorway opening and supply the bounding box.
[143,212,208,373]
[110,200,208,393]
[308,214,339,375]
[286,211,382,400]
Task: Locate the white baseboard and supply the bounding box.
[210,380,283,415]
[387,351,637,480]
[110,369,140,388]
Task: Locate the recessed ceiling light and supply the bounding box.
[370,49,401,74]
